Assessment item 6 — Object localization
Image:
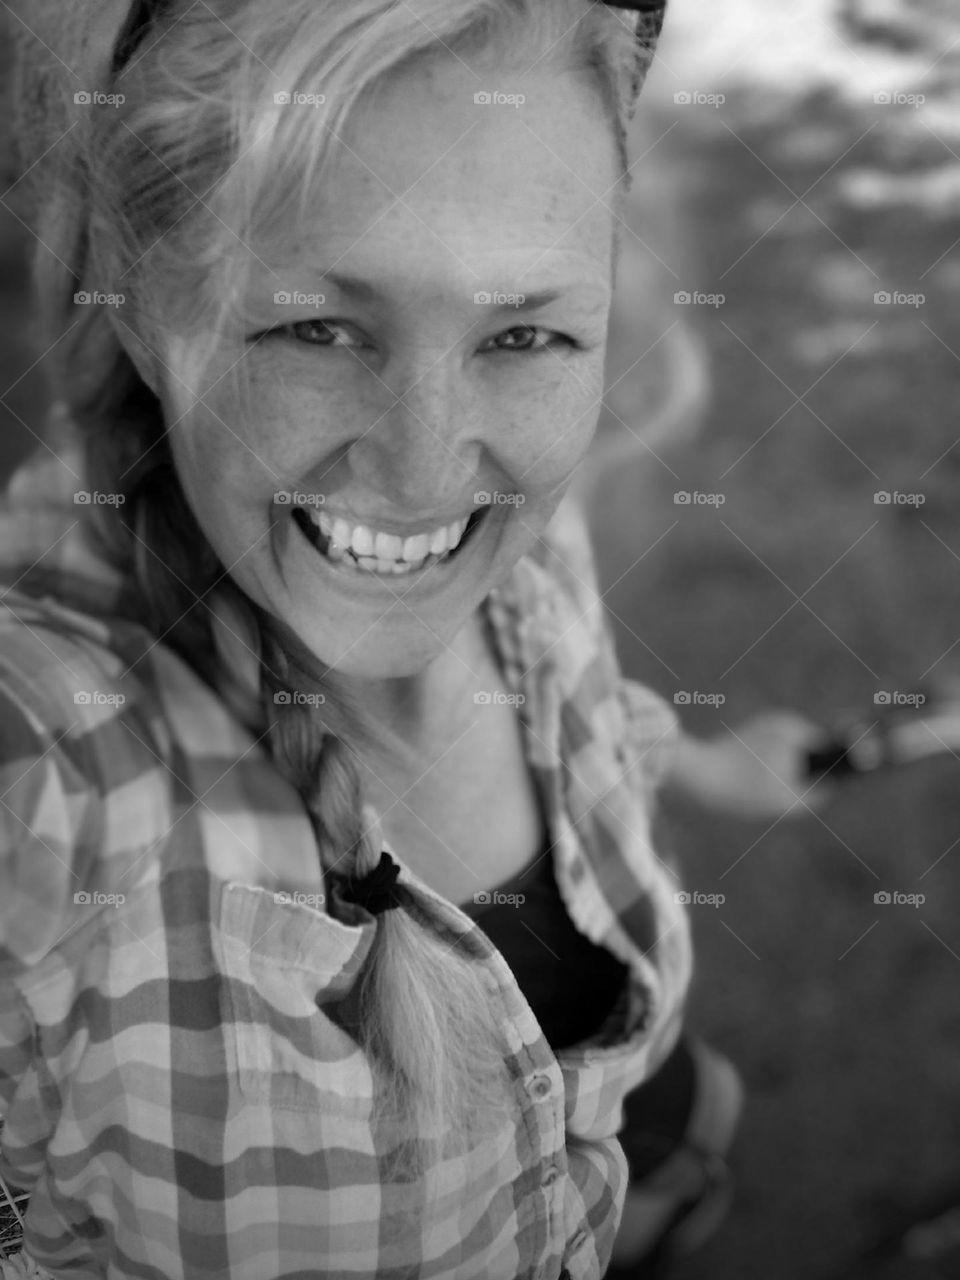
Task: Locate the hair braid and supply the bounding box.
[254,614,519,1185]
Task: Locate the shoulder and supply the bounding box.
[529,492,681,792]
[0,593,174,974]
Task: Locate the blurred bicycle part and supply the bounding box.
[805,683,960,780]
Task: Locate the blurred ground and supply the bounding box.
[2,2,960,1278]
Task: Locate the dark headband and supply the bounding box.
[111,0,162,74]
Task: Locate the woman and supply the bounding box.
[0,1,829,1276]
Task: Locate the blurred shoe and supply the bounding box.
[605,1038,744,1278]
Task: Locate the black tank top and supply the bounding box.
[457,841,630,1051]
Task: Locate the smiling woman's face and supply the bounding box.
[158,51,620,678]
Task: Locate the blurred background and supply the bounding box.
[586,2,960,1278]
[2,1,960,1277]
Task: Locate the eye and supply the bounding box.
[272,319,364,347]
[485,325,578,354]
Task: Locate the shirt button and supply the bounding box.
[541,1164,561,1187]
[528,1073,553,1100]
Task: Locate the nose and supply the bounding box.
[351,363,482,513]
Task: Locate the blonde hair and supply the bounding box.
[30,0,639,1189]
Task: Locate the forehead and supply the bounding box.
[271,54,618,291]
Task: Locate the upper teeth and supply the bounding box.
[305,509,472,562]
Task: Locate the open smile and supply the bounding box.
[290,503,489,577]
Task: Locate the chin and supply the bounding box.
[284,613,457,680]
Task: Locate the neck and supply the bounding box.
[348,609,494,764]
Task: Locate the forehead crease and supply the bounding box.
[296,242,610,303]
[313,199,613,276]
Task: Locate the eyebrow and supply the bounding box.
[317,271,591,311]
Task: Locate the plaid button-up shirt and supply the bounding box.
[0,407,692,1280]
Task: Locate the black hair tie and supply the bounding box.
[342,849,404,916]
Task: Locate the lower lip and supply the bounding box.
[287,507,491,600]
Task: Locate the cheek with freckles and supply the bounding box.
[159,366,388,612]
[165,367,326,512]
[498,353,607,504]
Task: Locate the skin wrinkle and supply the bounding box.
[152,53,620,755]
